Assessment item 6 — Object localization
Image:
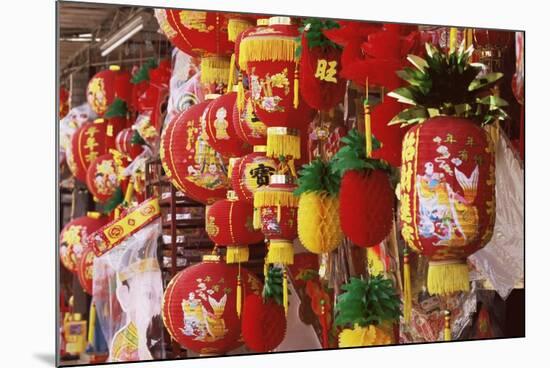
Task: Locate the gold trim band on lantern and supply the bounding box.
[226,190,238,201]
[253,145,267,153]
[428,259,467,266]
[267,127,299,137]
[268,16,292,25]
[202,254,221,263]
[94,118,104,124]
[109,65,121,71]
[257,18,269,26]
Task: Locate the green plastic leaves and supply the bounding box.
[130,58,158,84]
[262,266,286,305]
[294,158,341,196]
[104,98,128,118]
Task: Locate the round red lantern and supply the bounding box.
[232,91,268,146]
[86,152,122,203]
[60,213,109,273]
[116,128,144,160]
[160,100,231,205]
[68,119,115,183]
[161,256,262,355]
[205,191,264,263]
[241,294,286,352]
[231,146,277,203]
[205,92,252,158]
[299,33,346,111]
[87,65,131,117]
[399,117,496,295]
[77,246,95,295]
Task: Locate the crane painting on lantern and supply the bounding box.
[416,141,480,247]
[180,278,229,342]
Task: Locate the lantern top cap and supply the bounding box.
[73,313,82,321]
[267,126,299,137]
[202,254,221,263]
[205,93,221,100]
[86,211,102,219]
[226,190,238,201]
[253,145,267,153]
[268,16,291,26]
[231,85,239,92]
[94,118,105,124]
[109,65,121,71]
[270,174,294,185]
[257,18,269,26]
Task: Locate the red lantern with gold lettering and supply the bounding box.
[68,119,115,183]
[161,256,262,355]
[205,191,264,263]
[77,246,95,295]
[205,92,252,158]
[231,147,277,203]
[60,213,109,273]
[87,65,131,117]
[160,100,231,205]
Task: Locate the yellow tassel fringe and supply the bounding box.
[403,248,412,324]
[200,56,230,85]
[237,75,245,112]
[266,240,294,265]
[228,18,252,42]
[267,132,301,159]
[236,274,242,317]
[239,37,299,71]
[226,245,250,264]
[283,268,289,315]
[293,66,299,109]
[427,261,470,296]
[254,188,299,208]
[227,53,236,91]
[444,310,452,341]
[338,324,392,348]
[297,192,342,254]
[253,207,261,229]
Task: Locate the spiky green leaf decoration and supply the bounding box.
[334,275,401,328]
[131,58,158,84]
[130,130,146,145]
[296,18,341,58]
[388,42,509,127]
[294,158,341,196]
[102,186,124,214]
[262,266,289,306]
[104,98,128,118]
[331,129,392,177]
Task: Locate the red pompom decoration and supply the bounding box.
[369,99,407,168]
[77,246,95,295]
[241,294,286,352]
[87,66,131,116]
[160,100,231,205]
[205,92,252,158]
[67,120,115,183]
[232,91,268,146]
[116,128,143,160]
[339,169,394,247]
[86,153,123,203]
[231,149,277,203]
[205,195,264,263]
[161,258,262,355]
[60,213,109,273]
[299,34,346,111]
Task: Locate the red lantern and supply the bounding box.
[161,257,262,355]
[87,65,131,117]
[399,117,496,295]
[67,119,115,183]
[205,92,252,158]
[86,152,122,203]
[231,147,277,203]
[339,169,394,247]
[232,91,268,146]
[77,246,95,295]
[160,100,231,205]
[241,294,286,352]
[299,34,346,111]
[116,128,143,160]
[205,192,264,263]
[60,213,109,273]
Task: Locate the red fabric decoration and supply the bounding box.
[161,259,262,355]
[205,198,264,246]
[86,153,122,203]
[115,128,144,160]
[231,151,277,203]
[68,120,115,183]
[339,169,394,247]
[60,214,109,273]
[205,92,252,158]
[232,91,268,146]
[241,294,286,352]
[60,87,69,119]
[160,100,231,205]
[86,68,131,116]
[299,34,346,110]
[399,117,496,261]
[77,246,95,295]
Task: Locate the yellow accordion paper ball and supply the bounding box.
[338,324,392,348]
[297,192,343,254]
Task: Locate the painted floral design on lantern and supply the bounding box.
[87,78,107,115]
[249,67,290,113]
[93,158,118,195]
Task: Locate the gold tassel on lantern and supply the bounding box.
[253,207,261,229]
[236,272,242,318]
[227,53,236,91]
[444,310,452,341]
[266,127,301,159]
[293,65,299,109]
[364,78,373,158]
[237,73,245,112]
[283,267,289,315]
[267,240,294,265]
[403,247,412,324]
[238,36,298,72]
[200,56,231,85]
[427,260,470,296]
[253,187,300,208]
[226,245,250,264]
[228,18,252,42]
[87,301,96,348]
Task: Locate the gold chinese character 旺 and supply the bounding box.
[314,59,338,83]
